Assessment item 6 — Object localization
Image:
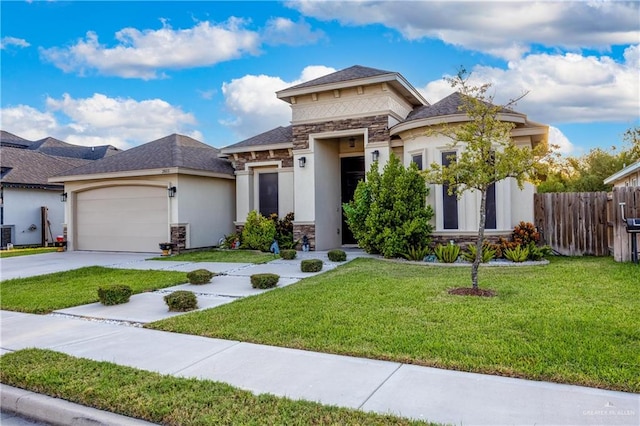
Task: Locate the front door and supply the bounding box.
[341,156,365,244]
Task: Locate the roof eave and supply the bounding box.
[604,161,640,185]
[391,112,527,135]
[277,73,427,106]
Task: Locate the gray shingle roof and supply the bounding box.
[222,126,292,151]
[1,130,32,148]
[57,134,234,177]
[405,92,520,122]
[29,136,120,160]
[1,146,90,188]
[283,65,394,91]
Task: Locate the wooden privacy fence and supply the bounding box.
[534,188,640,261]
[534,192,608,256]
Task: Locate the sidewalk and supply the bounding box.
[1,251,639,425]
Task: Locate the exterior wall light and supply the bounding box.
[60,192,68,202]
[372,150,380,162]
[168,186,177,198]
[348,137,355,148]
[298,156,306,168]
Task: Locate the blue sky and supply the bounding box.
[1,1,638,156]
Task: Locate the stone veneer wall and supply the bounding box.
[431,233,511,249]
[170,225,187,253]
[231,148,293,171]
[292,115,390,149]
[293,224,316,251]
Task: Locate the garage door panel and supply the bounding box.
[76,186,168,252]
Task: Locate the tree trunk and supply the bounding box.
[471,189,488,289]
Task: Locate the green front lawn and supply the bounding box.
[153,248,275,264]
[0,267,187,314]
[0,349,431,425]
[0,247,57,258]
[149,257,640,392]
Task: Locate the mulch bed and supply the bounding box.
[448,287,497,297]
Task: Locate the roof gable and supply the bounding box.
[283,65,393,91]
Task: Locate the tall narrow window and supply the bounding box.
[485,183,496,229]
[442,151,458,229]
[411,153,423,170]
[259,173,278,217]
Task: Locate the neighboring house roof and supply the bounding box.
[0,130,31,148]
[28,137,121,160]
[0,130,120,160]
[277,64,428,106]
[53,133,234,178]
[0,146,90,189]
[221,126,292,153]
[604,160,640,185]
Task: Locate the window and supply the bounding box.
[485,183,496,229]
[411,153,423,170]
[441,151,458,229]
[258,173,278,217]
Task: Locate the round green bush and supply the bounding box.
[280,249,297,260]
[164,291,198,312]
[186,269,216,284]
[301,259,323,272]
[327,249,347,262]
[250,273,280,289]
[97,285,132,306]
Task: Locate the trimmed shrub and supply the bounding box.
[250,273,280,289]
[280,249,297,260]
[164,291,198,312]
[241,210,277,252]
[187,269,216,285]
[343,154,434,258]
[327,249,347,262]
[434,243,461,263]
[97,285,132,306]
[301,259,323,272]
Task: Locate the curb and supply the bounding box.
[0,384,157,426]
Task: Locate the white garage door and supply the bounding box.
[76,186,168,252]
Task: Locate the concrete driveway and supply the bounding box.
[0,251,155,281]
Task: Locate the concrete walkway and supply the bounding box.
[1,251,638,425]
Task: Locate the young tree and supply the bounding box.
[424,69,549,290]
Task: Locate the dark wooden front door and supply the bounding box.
[341,156,365,244]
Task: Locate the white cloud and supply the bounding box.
[1,94,198,149]
[40,19,261,79]
[420,45,640,125]
[1,36,30,50]
[263,17,325,46]
[290,1,639,60]
[221,65,336,138]
[548,126,574,155]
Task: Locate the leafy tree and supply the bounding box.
[343,154,434,258]
[538,125,640,193]
[423,69,549,290]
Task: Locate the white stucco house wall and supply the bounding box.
[50,134,236,253]
[221,65,549,250]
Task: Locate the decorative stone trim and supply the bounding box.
[430,233,511,248]
[292,115,389,150]
[293,223,316,251]
[170,225,187,253]
[231,149,293,171]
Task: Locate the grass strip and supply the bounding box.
[0,247,57,258]
[0,266,187,314]
[0,349,432,425]
[148,257,640,392]
[152,248,276,264]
